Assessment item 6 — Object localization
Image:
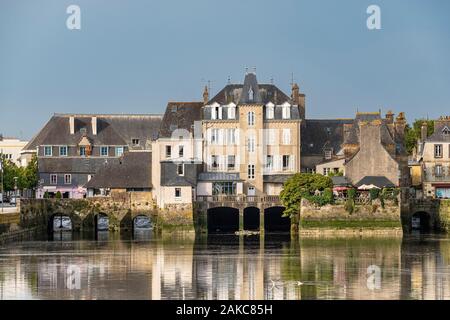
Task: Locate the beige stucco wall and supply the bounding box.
[316,158,345,176]
[0,138,28,167]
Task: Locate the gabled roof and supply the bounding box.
[85,152,152,189]
[24,114,162,151]
[426,119,450,142]
[158,102,203,138]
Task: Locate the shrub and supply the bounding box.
[55,191,62,199]
[347,188,356,200]
[345,199,355,215]
[43,191,49,199]
[369,188,380,200]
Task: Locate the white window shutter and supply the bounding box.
[211,107,216,120]
[218,106,223,119]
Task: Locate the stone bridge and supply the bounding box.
[194,195,290,234]
[402,198,450,233]
[19,197,158,232]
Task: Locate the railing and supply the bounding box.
[196,195,280,204]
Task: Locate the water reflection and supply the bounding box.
[1,232,450,300]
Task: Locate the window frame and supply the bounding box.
[434,144,443,158]
[59,146,68,157]
[50,174,57,185]
[100,146,109,157]
[282,155,291,171]
[247,111,255,126]
[178,145,184,157]
[177,163,184,176]
[165,145,172,158]
[44,146,52,157]
[175,187,182,199]
[79,146,86,157]
[116,147,124,157]
[64,174,72,185]
[248,164,255,180]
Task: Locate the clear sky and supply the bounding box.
[1,0,449,139]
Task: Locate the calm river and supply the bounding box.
[1,231,450,300]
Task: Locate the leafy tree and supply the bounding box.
[405,119,434,155]
[280,173,333,218]
[1,155,38,192]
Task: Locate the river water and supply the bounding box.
[1,231,450,300]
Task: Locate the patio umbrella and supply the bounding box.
[358,184,380,190]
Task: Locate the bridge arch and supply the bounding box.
[412,211,432,233]
[48,213,74,233]
[133,214,153,231]
[95,213,109,232]
[264,206,290,233]
[243,207,260,231]
[207,207,239,233]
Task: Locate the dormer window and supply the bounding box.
[443,126,450,136]
[266,102,274,119]
[248,88,254,101]
[132,138,140,146]
[227,103,236,119]
[324,148,333,160]
[210,102,221,120]
[281,102,291,119]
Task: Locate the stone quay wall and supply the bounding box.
[300,198,402,235]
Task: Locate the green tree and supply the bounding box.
[280,173,333,218]
[405,119,434,155]
[1,155,38,191]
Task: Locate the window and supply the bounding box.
[323,168,331,176]
[265,129,276,145]
[227,155,235,170]
[227,129,236,145]
[165,145,172,158]
[79,147,86,157]
[211,155,219,170]
[283,155,290,171]
[212,182,236,195]
[50,174,57,185]
[443,126,450,136]
[44,146,52,156]
[247,111,255,126]
[116,147,124,157]
[228,105,236,119]
[435,165,443,177]
[211,129,219,144]
[282,129,291,145]
[266,155,274,170]
[282,105,291,119]
[266,104,274,119]
[324,149,332,160]
[171,105,177,113]
[177,164,184,176]
[178,145,184,157]
[247,136,255,153]
[132,139,140,146]
[59,146,68,157]
[100,146,108,156]
[175,188,181,198]
[248,164,255,180]
[211,104,222,120]
[64,174,72,184]
[435,144,443,158]
[248,88,254,101]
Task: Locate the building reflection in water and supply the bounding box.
[1,232,450,299]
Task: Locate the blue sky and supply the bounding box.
[1,0,449,139]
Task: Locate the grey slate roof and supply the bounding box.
[38,157,119,173]
[343,112,396,146]
[198,172,242,181]
[158,102,203,138]
[24,114,162,151]
[331,176,352,187]
[263,174,294,183]
[426,119,450,142]
[207,73,291,106]
[355,176,395,188]
[301,119,353,156]
[85,152,152,189]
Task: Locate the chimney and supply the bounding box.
[291,83,300,104]
[69,116,75,135]
[203,86,209,105]
[92,117,97,135]
[385,110,394,123]
[421,121,428,142]
[394,112,407,140]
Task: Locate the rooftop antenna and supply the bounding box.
[290,72,294,87]
[201,78,214,96]
[270,76,274,84]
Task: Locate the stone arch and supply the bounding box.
[207,207,239,233]
[95,212,109,232]
[264,206,290,233]
[412,211,432,233]
[48,213,74,233]
[133,214,153,231]
[243,207,260,231]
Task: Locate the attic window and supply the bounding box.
[171,105,177,113]
[443,127,450,136]
[248,88,254,101]
[324,149,333,160]
[132,139,140,146]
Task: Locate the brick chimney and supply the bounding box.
[291,83,305,119]
[203,86,209,105]
[385,110,394,123]
[394,112,407,140]
[92,117,97,135]
[291,83,299,104]
[69,116,75,135]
